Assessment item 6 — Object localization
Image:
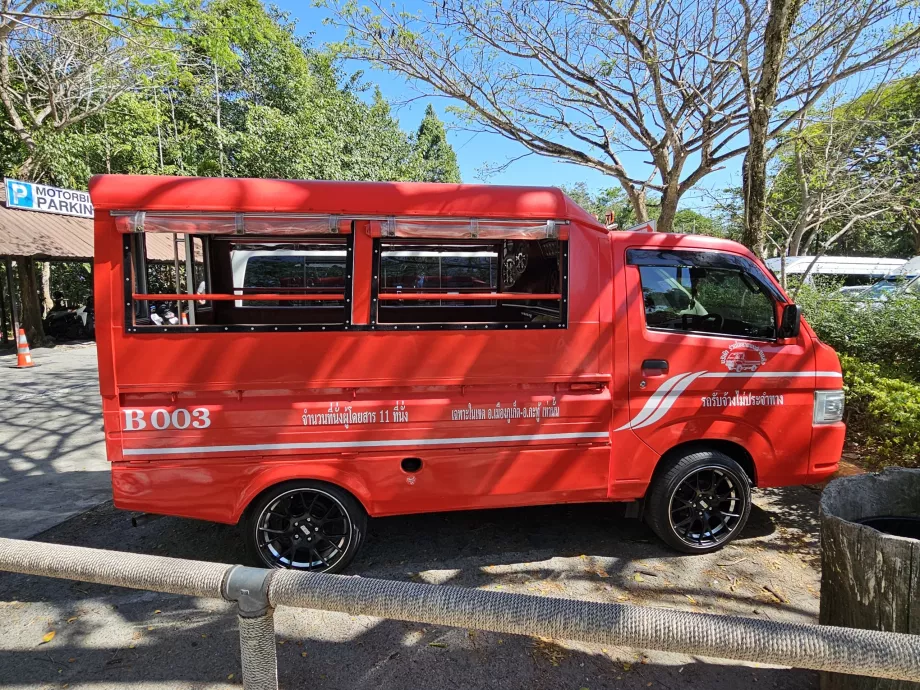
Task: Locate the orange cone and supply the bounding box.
[15,328,34,368]
[181,312,189,325]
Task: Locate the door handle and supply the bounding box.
[641,359,669,377]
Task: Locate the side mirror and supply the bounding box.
[780,303,803,339]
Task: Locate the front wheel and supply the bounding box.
[243,481,366,573]
[645,450,751,554]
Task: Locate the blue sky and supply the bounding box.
[273,1,741,210]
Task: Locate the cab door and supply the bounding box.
[617,247,817,486]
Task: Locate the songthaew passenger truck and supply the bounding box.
[89,176,845,573]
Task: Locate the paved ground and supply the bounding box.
[0,344,827,689]
[0,343,110,538]
[0,487,825,689]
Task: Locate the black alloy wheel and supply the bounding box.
[668,466,745,547]
[645,450,751,554]
[244,481,366,573]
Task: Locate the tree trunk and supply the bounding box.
[15,154,37,181]
[16,257,45,345]
[622,185,649,227]
[741,0,804,256]
[909,218,920,254]
[657,187,679,233]
[41,262,53,313]
[820,468,920,690]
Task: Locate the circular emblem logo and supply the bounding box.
[719,342,767,373]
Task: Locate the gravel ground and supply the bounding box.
[0,485,823,690]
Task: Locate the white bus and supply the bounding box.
[765,256,907,290]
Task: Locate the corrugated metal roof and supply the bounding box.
[0,185,94,259]
[0,186,183,261]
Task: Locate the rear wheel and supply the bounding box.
[243,481,366,573]
[645,450,751,554]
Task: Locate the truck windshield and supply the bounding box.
[862,277,915,299]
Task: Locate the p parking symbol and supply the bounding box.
[7,181,33,208]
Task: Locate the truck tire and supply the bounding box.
[243,480,367,573]
[645,450,751,554]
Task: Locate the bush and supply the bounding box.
[796,285,920,381]
[841,355,920,468]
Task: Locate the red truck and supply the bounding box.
[90,176,845,573]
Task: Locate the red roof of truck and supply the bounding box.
[88,175,607,231]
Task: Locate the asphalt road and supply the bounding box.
[0,343,825,689]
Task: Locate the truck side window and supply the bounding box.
[230,240,347,308]
[372,238,566,329]
[629,250,777,340]
[129,233,211,327]
[122,217,353,331]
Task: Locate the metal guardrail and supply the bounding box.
[1,536,919,689]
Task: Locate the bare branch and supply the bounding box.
[326,0,920,231]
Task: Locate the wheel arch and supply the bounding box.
[651,439,758,489]
[232,467,373,524]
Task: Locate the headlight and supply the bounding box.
[814,390,845,424]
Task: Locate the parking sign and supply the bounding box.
[4,178,93,218]
[6,179,34,210]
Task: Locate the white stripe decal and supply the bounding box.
[616,369,842,431]
[122,431,611,457]
[630,371,709,431]
[613,372,692,432]
[700,371,842,379]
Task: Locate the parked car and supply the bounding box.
[853,256,920,302]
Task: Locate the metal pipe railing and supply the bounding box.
[1,537,918,690]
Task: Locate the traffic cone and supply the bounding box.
[15,329,34,368]
[181,312,189,325]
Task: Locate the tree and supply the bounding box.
[412,104,460,183]
[741,0,803,256]
[762,88,918,286]
[562,181,720,233]
[849,75,920,255]
[0,1,450,186]
[327,0,920,239]
[0,0,178,180]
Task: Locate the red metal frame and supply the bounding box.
[89,175,844,527]
[376,293,561,301]
[133,293,346,302]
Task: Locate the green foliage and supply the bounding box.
[560,183,634,224]
[411,105,461,183]
[840,355,920,468]
[0,0,459,188]
[672,209,720,235]
[797,285,920,466]
[561,183,721,234]
[764,75,920,258]
[49,263,93,306]
[796,285,920,381]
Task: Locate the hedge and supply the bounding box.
[840,355,920,468]
[796,287,920,381]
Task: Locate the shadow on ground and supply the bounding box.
[0,486,822,689]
